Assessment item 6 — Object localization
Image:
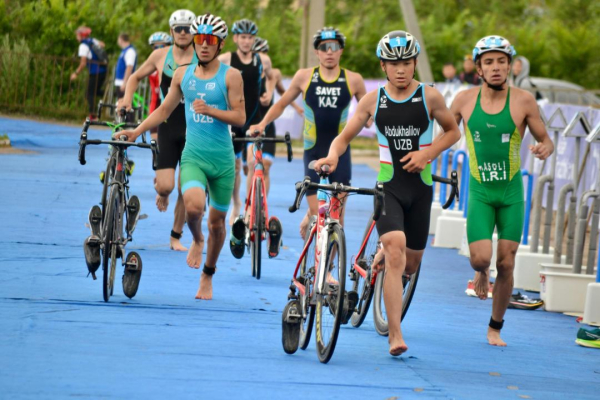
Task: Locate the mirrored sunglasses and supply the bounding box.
[173,26,191,34]
[318,42,341,52]
[193,34,220,46]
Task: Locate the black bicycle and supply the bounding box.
[80,111,158,302]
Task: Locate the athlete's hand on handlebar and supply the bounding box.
[117,99,133,112]
[313,156,338,174]
[400,149,431,173]
[248,124,265,137]
[114,130,139,142]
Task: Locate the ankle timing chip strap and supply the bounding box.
[171,230,183,240]
[203,265,216,276]
[489,317,504,331]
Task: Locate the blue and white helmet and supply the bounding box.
[376,31,420,61]
[232,19,258,35]
[148,32,172,46]
[252,37,269,52]
[313,27,346,49]
[472,36,516,62]
[169,9,196,27]
[191,14,228,40]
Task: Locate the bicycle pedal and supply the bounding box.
[342,290,359,325]
[88,205,102,237]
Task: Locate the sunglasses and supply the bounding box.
[173,26,191,34]
[193,34,220,46]
[152,44,166,50]
[317,42,341,52]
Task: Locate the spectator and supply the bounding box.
[459,55,480,85]
[511,55,530,87]
[442,62,460,84]
[114,33,137,102]
[70,26,108,120]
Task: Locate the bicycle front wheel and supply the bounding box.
[251,177,263,280]
[102,186,120,302]
[315,223,346,364]
[350,214,378,328]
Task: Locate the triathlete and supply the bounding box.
[315,31,461,356]
[119,14,245,300]
[450,36,553,346]
[121,9,196,251]
[249,27,367,237]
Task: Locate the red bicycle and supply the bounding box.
[282,163,385,363]
[231,132,293,279]
[349,171,460,335]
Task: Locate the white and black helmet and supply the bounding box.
[376,31,420,61]
[472,35,516,62]
[232,19,258,35]
[169,9,196,27]
[313,27,345,49]
[191,14,228,39]
[148,32,172,46]
[252,37,269,53]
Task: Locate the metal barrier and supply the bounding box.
[529,107,567,253]
[521,170,535,245]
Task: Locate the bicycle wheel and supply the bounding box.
[102,186,120,302]
[250,178,263,280]
[100,152,115,220]
[350,215,378,328]
[299,216,317,351]
[315,223,346,364]
[373,263,422,336]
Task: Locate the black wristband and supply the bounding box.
[170,230,183,239]
[203,265,216,276]
[489,317,504,331]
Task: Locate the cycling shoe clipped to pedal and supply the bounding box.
[267,216,283,259]
[122,251,143,299]
[126,195,141,234]
[83,236,101,279]
[341,290,359,325]
[282,299,302,354]
[88,205,102,237]
[230,216,246,259]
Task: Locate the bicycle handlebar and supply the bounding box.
[233,131,294,162]
[432,170,459,209]
[289,178,385,220]
[78,120,159,170]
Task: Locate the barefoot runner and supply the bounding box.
[120,14,245,300]
[451,36,553,346]
[315,31,461,356]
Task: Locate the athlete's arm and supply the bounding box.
[119,67,184,142]
[314,90,377,173]
[218,52,231,65]
[259,53,276,106]
[122,49,162,109]
[348,71,368,101]
[449,90,467,126]
[521,91,554,160]
[198,68,246,127]
[274,69,304,116]
[249,69,308,133]
[401,87,461,173]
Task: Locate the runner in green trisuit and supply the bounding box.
[451,36,553,347]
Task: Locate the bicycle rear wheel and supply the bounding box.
[102,186,120,302]
[350,215,378,328]
[315,223,346,364]
[373,263,421,336]
[250,178,263,280]
[299,216,317,350]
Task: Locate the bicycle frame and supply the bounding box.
[351,218,379,286]
[244,142,269,244]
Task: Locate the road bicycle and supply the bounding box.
[281,162,384,363]
[349,171,459,335]
[80,110,158,302]
[230,132,292,279]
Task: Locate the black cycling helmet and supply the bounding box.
[313,27,346,49]
[232,19,258,35]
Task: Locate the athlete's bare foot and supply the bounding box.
[487,327,507,346]
[156,194,169,212]
[389,336,408,356]
[170,236,188,252]
[195,272,213,300]
[473,269,490,300]
[299,214,309,238]
[186,239,204,269]
[229,201,242,226]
